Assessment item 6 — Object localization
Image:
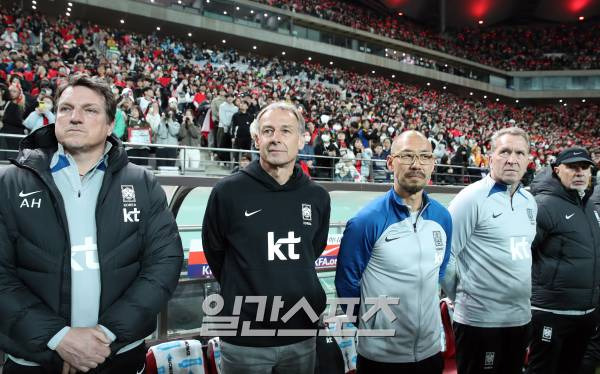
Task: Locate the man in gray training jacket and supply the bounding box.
[443,127,537,374]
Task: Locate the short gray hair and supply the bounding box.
[490,127,530,152]
[250,101,305,139]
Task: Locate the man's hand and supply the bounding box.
[62,362,77,374]
[56,327,111,372]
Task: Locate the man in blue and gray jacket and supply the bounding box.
[444,127,537,374]
[335,131,452,374]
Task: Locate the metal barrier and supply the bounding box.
[0,132,488,186]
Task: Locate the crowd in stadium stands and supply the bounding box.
[1,6,599,184]
[254,0,600,71]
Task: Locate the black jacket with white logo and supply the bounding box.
[202,160,331,347]
[530,167,600,311]
[0,125,183,371]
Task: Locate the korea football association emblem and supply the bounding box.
[302,203,312,226]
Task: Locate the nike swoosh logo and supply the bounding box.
[565,213,575,220]
[573,152,582,156]
[136,363,145,374]
[492,212,503,218]
[245,209,262,217]
[19,190,42,198]
[385,235,402,242]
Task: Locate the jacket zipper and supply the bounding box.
[412,203,429,361]
[585,203,598,307]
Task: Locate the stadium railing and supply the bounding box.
[0,133,487,185]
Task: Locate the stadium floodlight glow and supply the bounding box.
[398,12,403,16]
[281,51,286,55]
[250,10,254,14]
[442,86,447,90]
[252,45,257,50]
[564,103,567,106]
[478,20,484,25]
[308,57,312,61]
[402,53,406,57]
[223,11,227,14]
[329,61,333,65]
[444,64,448,67]
[222,39,226,43]
[393,51,397,54]
[206,0,210,3]
[151,0,154,2]
[67,7,71,11]
[32,5,36,9]
[120,19,124,24]
[469,92,473,95]
[188,32,192,37]
[156,26,161,30]
[484,95,487,99]
[32,0,36,4]
[427,82,431,86]
[559,99,563,103]
[264,13,268,17]
[178,0,182,3]
[65,12,70,16]
[371,70,375,74]
[236,6,240,10]
[515,99,519,103]
[392,74,395,78]
[496,98,500,101]
[68,2,73,6]
[277,16,281,20]
[579,16,585,21]
[582,99,586,103]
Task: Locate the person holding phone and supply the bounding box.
[23,95,55,132]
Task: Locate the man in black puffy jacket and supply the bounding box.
[528,147,600,374]
[0,75,183,373]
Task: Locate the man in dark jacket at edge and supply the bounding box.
[202,101,331,374]
[527,147,600,374]
[0,75,183,373]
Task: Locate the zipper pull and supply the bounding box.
[78,190,81,198]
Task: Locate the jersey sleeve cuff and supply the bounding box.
[47,326,71,350]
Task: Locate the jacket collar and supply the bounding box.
[13,124,128,174]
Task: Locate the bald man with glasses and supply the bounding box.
[336,130,452,374]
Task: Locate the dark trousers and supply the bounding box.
[356,352,443,374]
[127,148,149,166]
[216,127,231,162]
[155,147,177,167]
[454,321,530,374]
[233,137,251,161]
[527,310,596,374]
[580,322,600,374]
[3,343,146,374]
